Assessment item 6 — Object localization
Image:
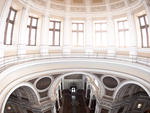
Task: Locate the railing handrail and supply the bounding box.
[1,52,150,59]
[0,52,149,73]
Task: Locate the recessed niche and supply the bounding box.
[103,76,118,89]
[36,77,51,90]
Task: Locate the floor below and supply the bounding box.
[59,89,90,113]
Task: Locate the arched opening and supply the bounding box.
[49,72,104,100]
[50,72,103,113]
[114,83,150,113]
[4,86,39,113]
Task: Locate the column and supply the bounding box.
[89,90,93,108]
[59,84,62,98]
[63,16,71,54]
[83,76,86,90]
[107,16,116,56]
[85,17,93,54]
[127,11,137,57]
[85,82,89,98]
[62,78,65,89]
[0,0,13,57]
[56,89,60,109]
[18,7,29,56]
[40,13,49,56]
[53,104,57,113]
[98,105,102,113]
[95,102,100,113]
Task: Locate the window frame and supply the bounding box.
[95,22,107,47]
[72,23,84,47]
[138,14,149,48]
[49,20,61,46]
[117,20,129,48]
[27,16,38,46]
[4,7,17,45]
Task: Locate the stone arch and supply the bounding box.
[2,82,40,113]
[113,80,150,101]
[48,71,105,101]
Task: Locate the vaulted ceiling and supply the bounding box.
[32,0,138,5]
[28,0,139,12]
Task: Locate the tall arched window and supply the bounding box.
[49,20,61,46]
[4,7,17,45]
[72,23,84,46]
[95,23,107,47]
[27,16,38,46]
[117,20,129,47]
[138,14,149,48]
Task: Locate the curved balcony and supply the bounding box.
[0,52,149,73]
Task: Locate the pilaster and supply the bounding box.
[18,7,29,56]
[85,17,93,54]
[0,0,13,57]
[63,16,71,54]
[127,11,137,57]
[107,16,116,56]
[40,13,49,56]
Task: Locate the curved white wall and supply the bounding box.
[0,58,150,113]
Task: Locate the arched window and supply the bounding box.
[27,16,38,46]
[95,22,107,47]
[117,20,129,47]
[72,23,84,46]
[49,20,61,46]
[4,7,17,45]
[138,14,149,48]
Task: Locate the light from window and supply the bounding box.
[4,7,17,45]
[137,103,142,109]
[72,23,84,46]
[49,20,61,46]
[71,87,76,93]
[138,14,150,48]
[7,106,12,110]
[117,20,129,47]
[95,23,107,47]
[27,16,38,46]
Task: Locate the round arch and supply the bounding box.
[48,71,105,101]
[1,82,40,113]
[113,80,150,100]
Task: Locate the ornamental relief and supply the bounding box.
[91,6,107,12]
[31,0,46,6]
[110,1,125,10]
[51,3,65,10]
[71,7,86,12]
[127,0,138,6]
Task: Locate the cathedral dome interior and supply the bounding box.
[0,0,150,113]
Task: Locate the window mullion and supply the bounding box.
[29,17,32,45]
[144,16,149,47]
[53,22,55,45]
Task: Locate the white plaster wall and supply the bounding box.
[0,0,5,14]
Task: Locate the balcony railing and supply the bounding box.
[0,52,149,73]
